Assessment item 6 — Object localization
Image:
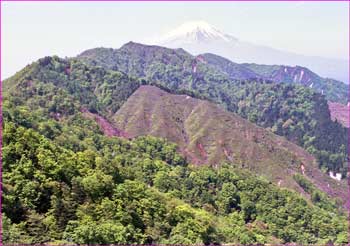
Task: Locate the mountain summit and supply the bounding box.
[157,20,238,44]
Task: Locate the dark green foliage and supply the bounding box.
[2,120,348,244]
[293,174,338,211]
[3,56,140,120]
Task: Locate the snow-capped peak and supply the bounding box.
[157,20,238,45]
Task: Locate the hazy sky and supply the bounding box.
[2,1,349,79]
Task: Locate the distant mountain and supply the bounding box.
[156,20,238,45]
[152,21,349,84]
[111,85,348,207]
[201,53,349,104]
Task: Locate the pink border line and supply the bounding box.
[348,0,350,244]
[1,0,350,1]
[1,1,3,245]
[0,1,349,245]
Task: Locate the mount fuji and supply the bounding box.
[150,21,348,83]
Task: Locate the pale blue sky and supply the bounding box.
[2,1,349,79]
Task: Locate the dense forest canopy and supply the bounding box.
[2,107,348,244]
[2,49,349,244]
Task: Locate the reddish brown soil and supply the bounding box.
[328,101,349,128]
[196,142,208,159]
[82,108,129,138]
[111,86,349,209]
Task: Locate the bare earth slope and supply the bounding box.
[328,101,349,128]
[81,108,129,138]
[112,85,348,208]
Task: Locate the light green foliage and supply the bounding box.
[2,116,348,244]
[293,173,338,211]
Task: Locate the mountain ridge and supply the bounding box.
[79,42,348,105]
[152,21,349,83]
[200,53,349,105]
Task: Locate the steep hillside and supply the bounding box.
[328,102,350,128]
[2,56,140,118]
[81,108,129,137]
[197,53,259,81]
[112,85,349,208]
[242,63,348,105]
[78,42,348,175]
[200,53,348,104]
[78,42,199,91]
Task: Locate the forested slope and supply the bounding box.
[2,101,348,245]
[78,42,349,175]
[2,54,349,244]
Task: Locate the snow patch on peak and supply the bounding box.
[157,20,238,45]
[172,21,216,34]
